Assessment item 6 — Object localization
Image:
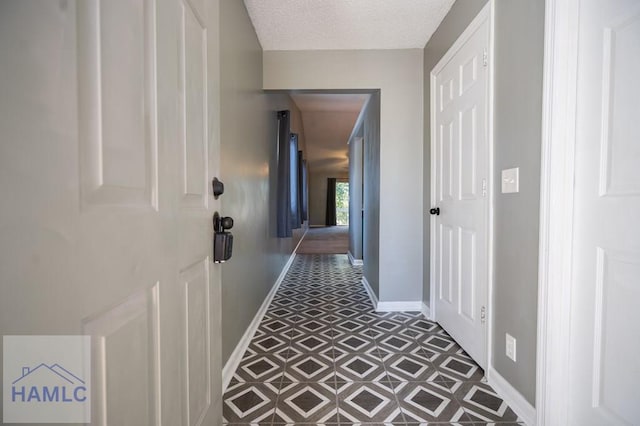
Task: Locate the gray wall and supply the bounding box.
[308,171,348,226]
[423,0,544,406]
[348,136,364,260]
[423,0,489,304]
[219,0,306,364]
[492,0,544,405]
[362,94,381,297]
[264,49,423,303]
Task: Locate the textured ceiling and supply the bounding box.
[244,0,456,50]
[291,94,368,174]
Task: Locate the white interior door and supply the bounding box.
[0,0,221,424]
[567,0,640,423]
[431,6,490,369]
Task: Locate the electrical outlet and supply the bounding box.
[506,333,517,362]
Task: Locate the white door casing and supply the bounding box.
[430,4,492,369]
[537,0,640,424]
[0,0,222,424]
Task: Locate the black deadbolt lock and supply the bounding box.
[212,177,224,199]
[429,207,440,216]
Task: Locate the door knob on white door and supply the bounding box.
[213,212,234,263]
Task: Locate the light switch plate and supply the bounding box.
[506,333,517,362]
[501,167,519,193]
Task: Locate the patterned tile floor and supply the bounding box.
[223,254,522,425]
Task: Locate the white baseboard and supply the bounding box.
[361,276,378,308]
[361,276,422,312]
[221,229,307,392]
[376,300,423,312]
[347,251,363,266]
[487,367,536,426]
[421,302,432,320]
[294,228,308,253]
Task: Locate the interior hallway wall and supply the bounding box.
[361,94,381,297]
[348,136,363,260]
[219,0,306,365]
[264,49,423,304]
[492,0,544,405]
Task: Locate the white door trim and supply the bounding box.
[429,0,494,370]
[535,0,581,424]
[486,0,496,383]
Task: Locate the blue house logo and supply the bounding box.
[3,335,91,423]
[11,363,88,403]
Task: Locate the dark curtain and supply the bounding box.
[276,110,292,238]
[326,178,337,226]
[298,151,305,223]
[290,134,301,229]
[301,158,308,222]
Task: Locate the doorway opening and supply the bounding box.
[336,181,349,226]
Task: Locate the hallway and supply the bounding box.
[223,255,521,424]
[296,227,349,254]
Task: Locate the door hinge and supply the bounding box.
[482,179,487,197]
[483,49,488,67]
[481,306,486,324]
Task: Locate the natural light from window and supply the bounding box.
[336,181,349,226]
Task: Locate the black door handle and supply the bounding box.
[429,207,440,216]
[213,212,234,263]
[213,213,234,232]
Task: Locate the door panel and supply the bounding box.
[460,106,477,200]
[77,0,159,208]
[439,224,454,303]
[568,1,640,423]
[180,0,209,208]
[0,0,221,424]
[459,228,476,322]
[432,8,490,369]
[439,121,454,202]
[84,285,161,426]
[180,260,211,426]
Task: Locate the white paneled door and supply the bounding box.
[0,0,222,424]
[430,5,490,369]
[567,0,640,423]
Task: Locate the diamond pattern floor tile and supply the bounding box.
[383,353,439,382]
[224,254,517,425]
[223,382,279,424]
[275,382,339,424]
[454,381,521,423]
[335,352,386,382]
[337,381,404,424]
[432,353,485,382]
[233,352,287,383]
[333,331,378,353]
[248,332,291,354]
[395,382,470,423]
[283,352,335,382]
[375,332,423,353]
[418,332,462,354]
[290,332,333,353]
